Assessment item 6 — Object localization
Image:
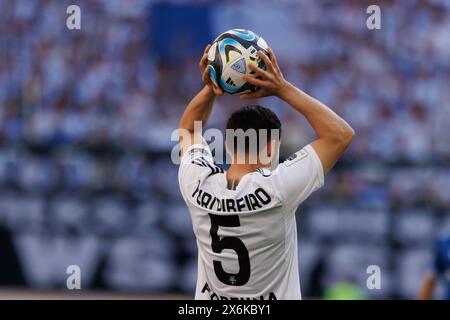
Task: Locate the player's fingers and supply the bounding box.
[202,68,212,85]
[199,46,211,69]
[201,66,209,79]
[201,51,210,64]
[204,44,211,55]
[202,68,223,95]
[199,55,208,70]
[248,63,271,79]
[213,86,224,96]
[257,51,274,71]
[267,47,279,69]
[200,45,211,65]
[243,74,270,88]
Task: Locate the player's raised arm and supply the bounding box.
[241,48,355,175]
[179,45,224,157]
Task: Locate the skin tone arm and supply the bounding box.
[418,274,436,300]
[179,45,223,156]
[241,48,355,175]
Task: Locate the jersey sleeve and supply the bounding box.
[272,144,324,213]
[178,140,223,198]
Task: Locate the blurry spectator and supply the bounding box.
[0,0,449,298]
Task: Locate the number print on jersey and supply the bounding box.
[209,214,250,286]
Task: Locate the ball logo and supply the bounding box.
[225,77,237,87]
[231,58,247,74]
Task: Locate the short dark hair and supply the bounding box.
[226,105,282,153]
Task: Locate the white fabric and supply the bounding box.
[178,143,324,300]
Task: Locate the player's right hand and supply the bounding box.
[199,44,224,96]
[240,48,288,99]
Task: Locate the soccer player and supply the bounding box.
[178,45,355,300]
[418,232,450,300]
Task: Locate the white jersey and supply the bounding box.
[178,142,324,300]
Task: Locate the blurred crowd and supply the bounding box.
[1,0,450,299]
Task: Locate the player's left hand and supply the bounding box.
[240,48,288,99]
[200,44,224,96]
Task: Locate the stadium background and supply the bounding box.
[1,0,450,299]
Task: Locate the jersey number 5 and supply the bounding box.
[209,213,250,286]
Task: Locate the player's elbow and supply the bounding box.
[343,125,355,146]
[179,120,194,134]
[333,123,355,150]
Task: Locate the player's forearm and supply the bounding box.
[278,82,355,146]
[179,86,215,133]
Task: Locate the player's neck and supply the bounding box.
[226,163,266,190]
[227,164,255,190]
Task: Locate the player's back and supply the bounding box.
[188,169,298,300]
[179,143,324,300]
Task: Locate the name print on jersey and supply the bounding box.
[192,183,271,212]
[202,282,278,300]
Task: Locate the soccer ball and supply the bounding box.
[207,29,270,95]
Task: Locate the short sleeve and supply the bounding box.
[178,141,223,198]
[272,144,324,212]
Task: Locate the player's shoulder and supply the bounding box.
[282,146,314,168]
[179,143,224,178]
[252,145,315,180]
[255,168,273,178]
[250,168,281,197]
[185,144,212,159]
[190,157,225,177]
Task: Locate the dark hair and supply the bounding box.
[226,105,282,153]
